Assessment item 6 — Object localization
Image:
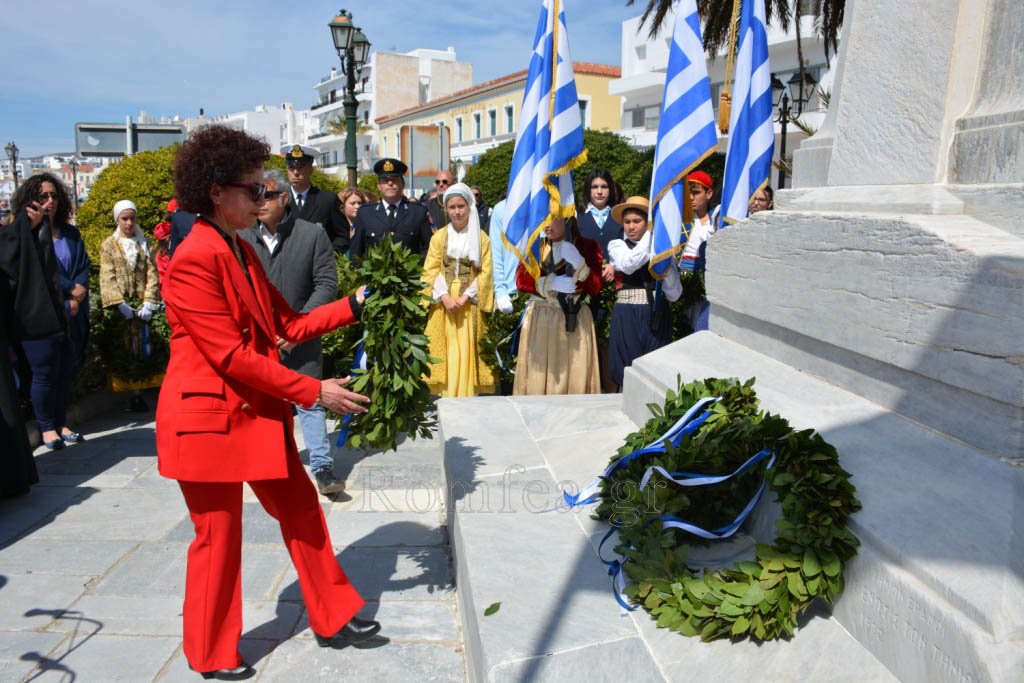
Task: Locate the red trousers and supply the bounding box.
[177,447,364,671]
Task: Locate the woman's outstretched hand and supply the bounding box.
[318,377,370,415]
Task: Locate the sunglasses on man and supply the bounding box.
[435,178,451,186]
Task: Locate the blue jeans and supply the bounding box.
[296,405,333,473]
[21,335,73,433]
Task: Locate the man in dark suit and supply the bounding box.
[238,169,344,496]
[349,157,433,265]
[282,144,349,254]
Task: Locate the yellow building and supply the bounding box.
[376,62,622,185]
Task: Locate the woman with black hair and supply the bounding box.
[577,167,624,392]
[9,173,90,450]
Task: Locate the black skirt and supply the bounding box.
[608,296,673,387]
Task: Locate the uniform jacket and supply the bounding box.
[168,209,197,256]
[349,199,433,265]
[238,215,338,379]
[156,219,358,482]
[294,185,349,254]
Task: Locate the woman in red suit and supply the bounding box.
[159,125,382,681]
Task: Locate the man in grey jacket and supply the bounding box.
[240,169,345,495]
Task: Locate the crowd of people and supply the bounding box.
[0,124,777,679]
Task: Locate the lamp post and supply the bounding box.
[5,142,19,193]
[770,70,816,189]
[69,157,80,211]
[328,9,371,189]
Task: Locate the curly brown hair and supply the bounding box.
[13,172,73,226]
[173,125,270,215]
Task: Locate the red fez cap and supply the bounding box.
[687,171,713,190]
[167,198,179,212]
[153,221,171,240]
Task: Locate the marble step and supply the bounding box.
[439,395,895,682]
[623,332,1024,683]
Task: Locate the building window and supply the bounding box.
[383,135,388,156]
[578,99,589,127]
[505,105,514,133]
[363,110,369,125]
[488,109,497,136]
[473,113,482,139]
[630,107,644,128]
[456,117,463,142]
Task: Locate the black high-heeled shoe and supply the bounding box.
[189,662,255,680]
[314,616,382,648]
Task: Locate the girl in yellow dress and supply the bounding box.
[422,182,495,397]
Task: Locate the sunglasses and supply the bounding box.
[262,190,285,201]
[36,191,59,201]
[226,182,269,201]
[435,179,451,186]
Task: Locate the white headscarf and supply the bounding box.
[112,199,149,270]
[442,182,481,266]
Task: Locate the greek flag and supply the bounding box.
[648,0,718,278]
[719,0,774,226]
[503,0,587,279]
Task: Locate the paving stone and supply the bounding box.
[0,486,94,546]
[92,542,291,603]
[439,398,547,480]
[331,487,446,513]
[489,635,660,683]
[0,538,137,576]
[352,462,445,490]
[28,488,186,542]
[25,633,179,682]
[0,573,94,631]
[257,638,465,682]
[324,510,445,548]
[0,630,65,681]
[510,394,630,441]
[44,595,184,636]
[294,600,460,644]
[279,546,454,603]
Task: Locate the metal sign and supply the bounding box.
[400,125,450,198]
[75,122,186,157]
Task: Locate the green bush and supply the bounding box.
[73,143,345,397]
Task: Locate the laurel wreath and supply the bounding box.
[341,239,437,452]
[596,377,861,641]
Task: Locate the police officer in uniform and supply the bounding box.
[349,158,432,265]
[281,144,349,254]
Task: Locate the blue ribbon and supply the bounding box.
[140,322,150,360]
[496,302,528,372]
[560,396,720,508]
[334,288,372,448]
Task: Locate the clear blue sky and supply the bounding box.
[0,1,636,158]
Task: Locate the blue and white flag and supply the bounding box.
[648,0,718,277]
[503,0,587,280]
[719,0,774,227]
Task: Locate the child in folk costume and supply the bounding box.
[606,196,681,391]
[678,171,718,332]
[422,182,495,397]
[513,216,603,395]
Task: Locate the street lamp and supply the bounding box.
[771,70,817,189]
[69,158,80,211]
[328,9,372,189]
[5,142,19,193]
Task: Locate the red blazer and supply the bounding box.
[515,235,603,298]
[156,220,357,482]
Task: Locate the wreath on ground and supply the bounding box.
[338,239,437,452]
[595,377,861,641]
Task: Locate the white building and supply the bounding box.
[184,103,309,153]
[307,47,472,178]
[610,11,836,186]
